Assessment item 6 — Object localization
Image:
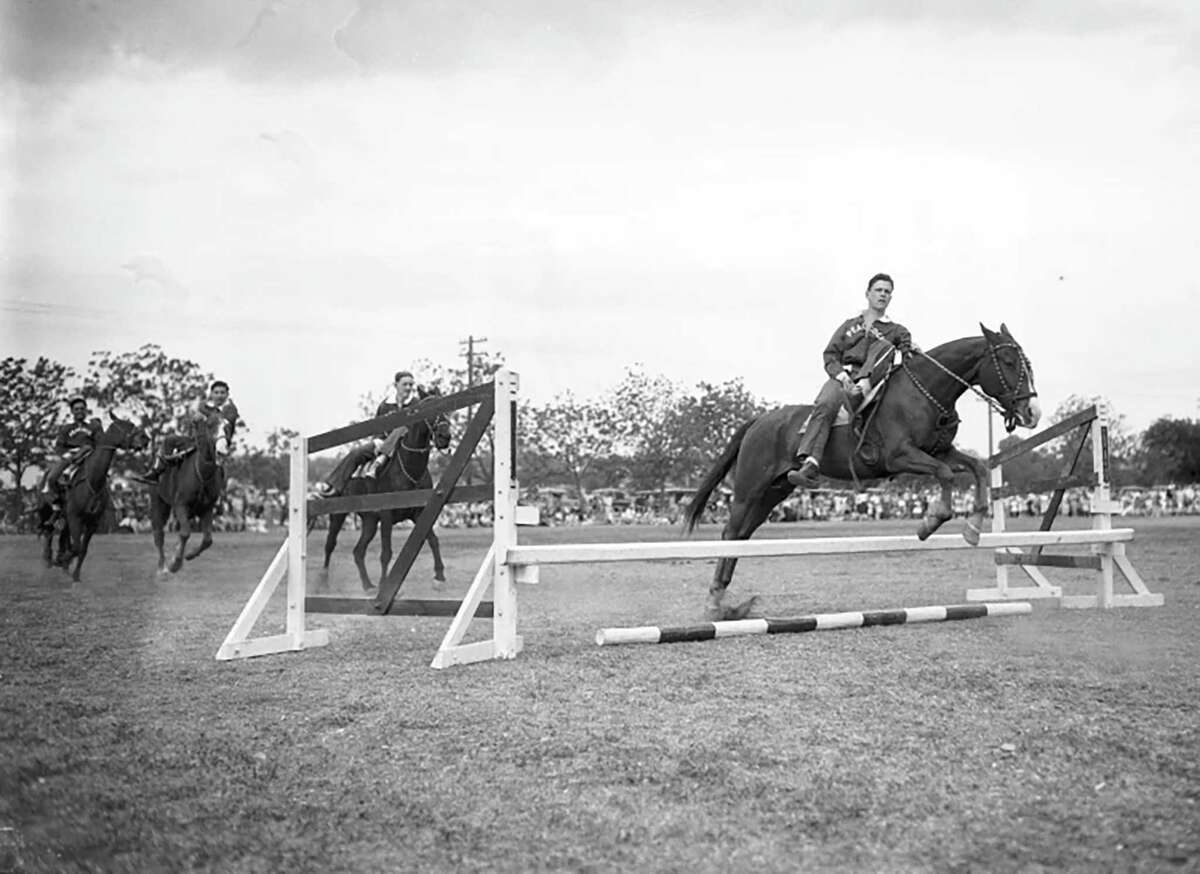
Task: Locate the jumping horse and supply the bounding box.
[318,396,452,591]
[685,323,1041,620]
[38,416,149,582]
[150,410,225,574]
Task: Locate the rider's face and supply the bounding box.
[865,280,893,313]
[395,376,415,400]
[210,385,230,405]
[70,404,87,421]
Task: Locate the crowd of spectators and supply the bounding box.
[5,478,1196,535]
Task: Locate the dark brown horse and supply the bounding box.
[38,416,149,582]
[150,411,225,574]
[685,324,1041,620]
[318,399,452,591]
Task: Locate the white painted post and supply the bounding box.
[287,439,309,643]
[491,370,522,659]
[990,464,1009,597]
[1091,404,1115,608]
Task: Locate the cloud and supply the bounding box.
[9,0,1193,90]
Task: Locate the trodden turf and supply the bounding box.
[2,515,1198,872]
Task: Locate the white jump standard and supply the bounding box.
[596,602,1032,646]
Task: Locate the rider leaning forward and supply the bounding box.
[312,370,419,498]
[41,396,103,502]
[132,380,239,485]
[786,272,919,488]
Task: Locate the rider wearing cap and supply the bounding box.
[313,371,419,497]
[786,273,919,488]
[42,396,104,501]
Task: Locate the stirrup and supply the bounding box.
[786,459,821,488]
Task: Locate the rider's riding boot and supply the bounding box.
[313,481,335,498]
[786,456,821,488]
[131,456,167,485]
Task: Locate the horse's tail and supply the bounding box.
[684,417,756,534]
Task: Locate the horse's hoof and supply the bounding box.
[915,523,932,541]
[169,560,183,573]
[708,596,758,622]
[962,523,981,547]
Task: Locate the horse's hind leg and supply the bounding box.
[706,493,781,621]
[352,514,380,591]
[323,514,347,570]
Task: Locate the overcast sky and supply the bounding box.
[3,0,1198,455]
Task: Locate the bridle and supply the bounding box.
[393,411,450,485]
[899,333,1037,431]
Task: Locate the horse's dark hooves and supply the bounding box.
[962,523,981,547]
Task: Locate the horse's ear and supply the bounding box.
[979,322,993,338]
[999,322,1012,337]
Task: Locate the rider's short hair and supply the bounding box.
[210,380,229,391]
[394,370,413,382]
[867,273,894,290]
[67,396,87,409]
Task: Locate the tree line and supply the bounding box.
[3,345,1198,524]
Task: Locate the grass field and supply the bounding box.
[3,515,1199,873]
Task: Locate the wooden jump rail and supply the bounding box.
[964,403,1163,609]
[216,376,511,661]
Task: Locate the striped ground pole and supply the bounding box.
[595,602,1032,646]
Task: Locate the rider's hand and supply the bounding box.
[856,378,871,395]
[837,373,854,391]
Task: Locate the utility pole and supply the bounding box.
[459,335,488,386]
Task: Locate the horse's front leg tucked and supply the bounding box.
[889,443,956,541]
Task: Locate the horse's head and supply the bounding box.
[978,323,1040,432]
[105,415,151,452]
[190,409,223,447]
[417,387,452,451]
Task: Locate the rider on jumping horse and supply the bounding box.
[41,396,103,504]
[132,380,240,485]
[313,370,419,498]
[786,272,920,488]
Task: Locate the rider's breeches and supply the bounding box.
[795,377,847,463]
[324,444,376,492]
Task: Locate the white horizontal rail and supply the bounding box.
[505,529,1134,566]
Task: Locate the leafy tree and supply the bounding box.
[225,428,299,493]
[671,378,768,485]
[1139,418,1200,484]
[520,392,618,501]
[608,366,685,491]
[83,344,218,467]
[0,357,76,520]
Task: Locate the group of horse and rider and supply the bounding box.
[36,272,1041,610]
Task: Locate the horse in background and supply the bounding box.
[318,397,452,591]
[150,410,225,574]
[38,416,149,582]
[685,323,1041,620]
